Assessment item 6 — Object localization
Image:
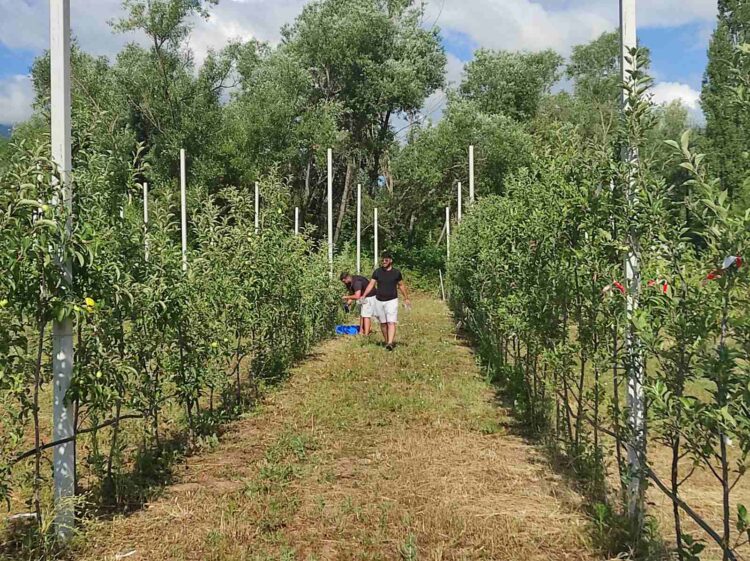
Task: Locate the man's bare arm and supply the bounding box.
[398,281,411,305]
[362,279,377,299]
[343,289,362,302]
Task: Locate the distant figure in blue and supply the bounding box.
[362,252,411,351]
[340,272,374,336]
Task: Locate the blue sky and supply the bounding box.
[0,0,717,125]
[640,23,710,90]
[0,44,36,77]
[441,22,710,91]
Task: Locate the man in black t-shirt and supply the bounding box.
[362,252,411,351]
[340,272,375,335]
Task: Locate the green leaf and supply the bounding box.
[680,129,692,155]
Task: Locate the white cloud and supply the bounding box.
[652,82,701,109]
[536,0,716,30]
[399,53,463,134]
[651,81,705,123]
[0,0,307,122]
[444,52,465,86]
[423,0,717,58]
[0,0,306,62]
[0,0,132,58]
[0,74,34,124]
[631,0,717,28]
[187,0,308,64]
[0,0,720,59]
[424,0,612,56]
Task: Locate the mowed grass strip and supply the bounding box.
[73,295,597,561]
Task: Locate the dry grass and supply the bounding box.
[71,295,598,561]
[645,446,750,561]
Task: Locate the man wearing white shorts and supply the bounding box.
[362,252,411,351]
[340,272,375,336]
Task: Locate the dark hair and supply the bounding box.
[339,272,350,281]
[381,251,393,260]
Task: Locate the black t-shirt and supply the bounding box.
[349,275,369,297]
[372,267,403,302]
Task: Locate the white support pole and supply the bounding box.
[254,182,260,234]
[294,206,300,236]
[356,184,362,275]
[445,206,451,260]
[457,182,462,223]
[51,0,75,539]
[180,148,187,272]
[327,149,333,279]
[373,208,379,271]
[469,145,475,204]
[143,182,149,262]
[620,0,645,522]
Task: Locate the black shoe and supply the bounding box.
[386,344,394,351]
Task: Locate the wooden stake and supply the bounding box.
[469,145,475,204]
[457,182,462,223]
[254,182,260,234]
[143,182,149,262]
[180,148,187,272]
[374,208,379,271]
[328,149,333,279]
[356,183,362,275]
[446,206,451,260]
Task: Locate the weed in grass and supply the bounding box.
[260,495,301,533]
[377,502,392,533]
[319,469,336,484]
[288,434,315,461]
[195,433,221,452]
[400,533,418,561]
[205,529,225,548]
[478,419,503,435]
[259,463,299,486]
[340,496,361,518]
[250,547,296,561]
[590,502,668,560]
[314,495,326,516]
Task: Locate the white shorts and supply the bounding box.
[375,298,399,324]
[359,296,376,319]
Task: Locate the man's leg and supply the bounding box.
[387,323,397,345]
[374,299,388,344]
[385,299,399,347]
[361,297,373,336]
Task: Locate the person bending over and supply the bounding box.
[340,272,374,336]
[362,252,411,351]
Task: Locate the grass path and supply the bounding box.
[75,295,598,561]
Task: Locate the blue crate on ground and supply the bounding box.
[335,325,361,336]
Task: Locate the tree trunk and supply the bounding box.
[304,157,312,213]
[672,432,685,561]
[32,316,47,529]
[334,157,355,245]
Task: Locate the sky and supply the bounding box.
[0,0,718,126]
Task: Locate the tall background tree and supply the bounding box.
[276,0,446,241]
[702,0,750,210]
